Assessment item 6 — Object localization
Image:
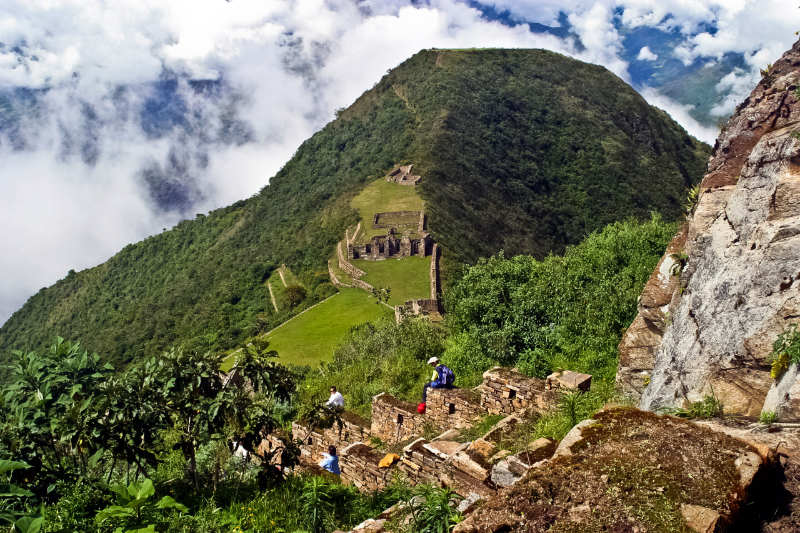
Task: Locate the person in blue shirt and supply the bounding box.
[421,356,455,403]
[319,445,340,475]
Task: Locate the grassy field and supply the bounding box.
[353,256,431,305]
[244,288,391,368]
[351,178,424,240]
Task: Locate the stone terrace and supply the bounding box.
[291,366,594,505]
[479,367,590,416]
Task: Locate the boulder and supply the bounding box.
[454,408,769,532]
[546,370,592,392]
[680,504,720,533]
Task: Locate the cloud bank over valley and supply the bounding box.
[1,0,799,323]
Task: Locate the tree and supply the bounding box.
[286,285,307,308]
[0,338,115,497]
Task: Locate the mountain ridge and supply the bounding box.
[0,48,711,367]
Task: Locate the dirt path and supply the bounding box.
[278,266,288,287]
[267,281,279,312]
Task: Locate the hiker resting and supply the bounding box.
[421,356,455,403]
[319,445,340,475]
[326,385,345,409]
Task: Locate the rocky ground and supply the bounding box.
[694,418,800,531]
[454,408,784,532]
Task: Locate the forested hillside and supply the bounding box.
[0,48,710,366]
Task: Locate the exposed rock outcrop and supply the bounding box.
[454,407,768,532]
[618,39,800,418]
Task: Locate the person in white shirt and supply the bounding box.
[326,386,345,408]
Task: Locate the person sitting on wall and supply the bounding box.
[319,445,341,475]
[421,356,455,402]
[326,386,345,409]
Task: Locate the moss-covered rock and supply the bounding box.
[456,407,767,532]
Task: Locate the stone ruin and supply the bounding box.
[394,243,441,322]
[348,229,433,261]
[479,367,590,416]
[385,164,421,186]
[347,209,431,262]
[282,365,594,526]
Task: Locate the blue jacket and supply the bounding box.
[319,453,340,475]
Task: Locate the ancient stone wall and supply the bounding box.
[350,233,428,261]
[426,388,484,430]
[430,243,440,300]
[340,443,396,492]
[371,393,426,445]
[346,222,361,247]
[396,438,496,497]
[338,241,366,278]
[386,164,421,186]
[293,411,371,464]
[479,367,559,416]
[292,366,591,501]
[372,211,422,229]
[328,261,353,288]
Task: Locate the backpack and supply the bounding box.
[438,365,455,386]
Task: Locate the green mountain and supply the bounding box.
[0,48,710,366]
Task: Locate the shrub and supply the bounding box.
[286,285,307,307]
[664,395,723,419]
[443,216,676,383]
[389,484,462,533]
[760,411,779,425]
[298,317,446,417]
[770,324,800,380]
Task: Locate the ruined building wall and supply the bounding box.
[430,243,440,301]
[340,443,396,492]
[425,388,484,430]
[479,367,559,416]
[370,393,426,445]
[293,411,371,464]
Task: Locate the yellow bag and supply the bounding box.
[378,453,400,468]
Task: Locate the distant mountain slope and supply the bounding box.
[0,48,710,366]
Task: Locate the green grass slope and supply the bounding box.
[353,257,431,306]
[0,48,710,367]
[240,288,391,368]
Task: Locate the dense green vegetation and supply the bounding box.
[0,336,427,532]
[299,317,447,418]
[443,215,677,385]
[0,48,708,369]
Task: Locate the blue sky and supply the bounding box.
[0,0,799,323]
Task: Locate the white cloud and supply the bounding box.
[639,87,719,144]
[637,46,658,61]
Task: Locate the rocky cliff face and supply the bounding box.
[618,39,800,418]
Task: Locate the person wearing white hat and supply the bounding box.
[421,356,455,403]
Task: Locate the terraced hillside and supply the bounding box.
[0,48,710,367]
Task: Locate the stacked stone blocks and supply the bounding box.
[385,164,422,186]
[292,367,591,501]
[370,393,426,445]
[425,387,484,430]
